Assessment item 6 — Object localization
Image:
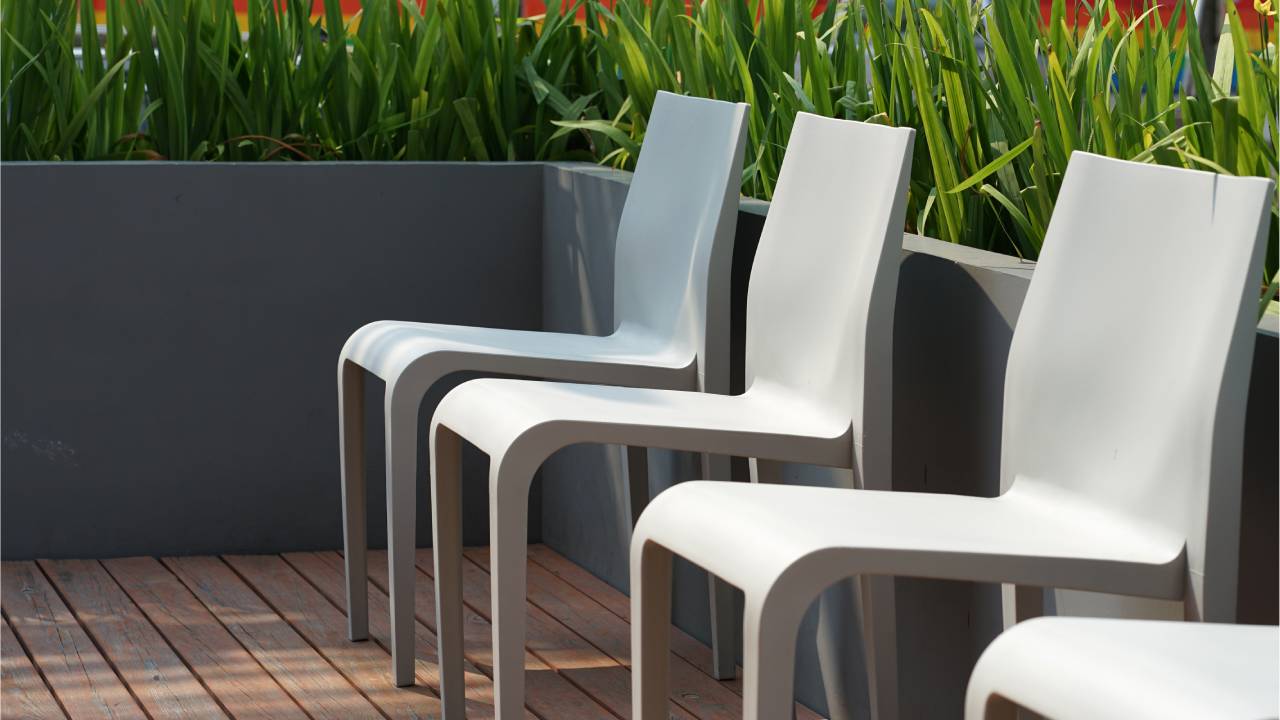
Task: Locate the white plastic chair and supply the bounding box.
[338,91,749,686]
[965,617,1280,719]
[428,114,916,717]
[628,153,1275,719]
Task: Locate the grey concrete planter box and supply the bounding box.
[3,161,1274,717]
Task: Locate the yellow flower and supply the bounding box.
[1257,0,1277,17]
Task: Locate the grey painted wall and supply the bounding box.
[2,162,544,558]
[538,165,1280,718]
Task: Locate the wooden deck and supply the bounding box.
[1,545,820,719]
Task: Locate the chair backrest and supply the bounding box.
[743,113,915,484]
[612,92,749,391]
[1001,153,1273,620]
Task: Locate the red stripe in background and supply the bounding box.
[87,0,1263,32]
[521,0,1262,30]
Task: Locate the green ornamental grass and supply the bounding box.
[2,0,1275,302]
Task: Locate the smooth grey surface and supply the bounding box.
[538,167,1279,718]
[2,162,544,558]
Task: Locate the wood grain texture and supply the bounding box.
[526,545,825,720]
[38,559,227,719]
[162,555,382,720]
[284,550,522,720]
[222,554,442,720]
[1,618,67,720]
[1,549,786,720]
[1,562,146,720]
[358,550,615,720]
[467,548,745,720]
[101,557,307,720]
[417,548,696,720]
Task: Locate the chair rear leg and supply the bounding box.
[1013,584,1044,622]
[626,446,650,525]
[704,452,738,680]
[339,360,369,642]
[816,578,866,720]
[858,575,899,720]
[385,387,419,687]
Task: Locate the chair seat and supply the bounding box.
[431,379,853,467]
[633,482,1187,601]
[341,320,695,384]
[965,618,1280,719]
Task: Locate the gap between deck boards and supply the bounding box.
[2,546,820,720]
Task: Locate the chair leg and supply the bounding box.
[704,451,738,680]
[1002,584,1046,629]
[631,539,673,720]
[748,457,783,484]
[489,461,532,719]
[626,446,650,525]
[815,578,863,720]
[707,573,738,681]
[858,575,899,720]
[430,426,466,718]
[742,590,804,720]
[732,455,790,687]
[385,386,419,688]
[1015,585,1044,622]
[339,360,369,642]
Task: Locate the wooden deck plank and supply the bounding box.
[2,561,145,717]
[101,557,307,720]
[414,549,695,720]
[2,561,147,720]
[525,547,825,720]
[163,556,382,720]
[4,549,833,720]
[340,551,615,720]
[223,554,442,720]
[282,550,519,720]
[527,546,738,682]
[466,548,745,720]
[38,559,227,719]
[1,618,67,720]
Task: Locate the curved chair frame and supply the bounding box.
[429,114,917,718]
[339,91,749,686]
[629,155,1274,719]
[965,617,1280,719]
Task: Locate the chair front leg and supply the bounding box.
[430,425,467,718]
[385,383,421,688]
[339,360,369,642]
[631,539,674,720]
[742,588,806,720]
[489,456,534,719]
